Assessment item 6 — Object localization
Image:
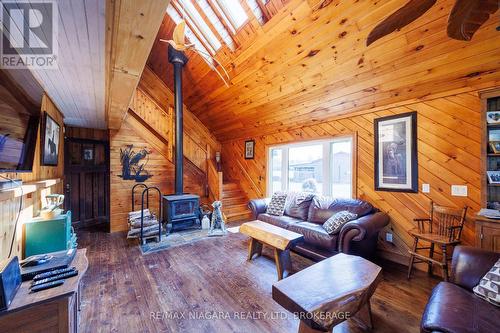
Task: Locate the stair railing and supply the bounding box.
[207,145,223,202]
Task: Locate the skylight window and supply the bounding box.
[178,0,221,52]
[215,0,248,30]
[198,0,235,50]
[246,0,265,25]
[167,5,214,61]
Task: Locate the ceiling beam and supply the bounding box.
[106,0,170,130]
[0,69,40,115]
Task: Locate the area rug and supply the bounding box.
[227,226,240,233]
[139,229,228,255]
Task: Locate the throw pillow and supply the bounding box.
[266,192,287,216]
[284,192,314,220]
[473,259,500,307]
[322,210,358,235]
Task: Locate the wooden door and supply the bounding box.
[64,138,110,230]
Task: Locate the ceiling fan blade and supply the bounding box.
[447,0,499,41]
[367,0,437,46]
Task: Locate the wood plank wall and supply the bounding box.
[1,95,64,260]
[139,66,221,155]
[65,126,109,141]
[109,70,221,232]
[222,90,483,264]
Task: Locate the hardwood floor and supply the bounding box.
[77,229,439,333]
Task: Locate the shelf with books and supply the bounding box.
[482,90,500,208]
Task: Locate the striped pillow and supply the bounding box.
[473,259,500,307]
[322,210,357,235]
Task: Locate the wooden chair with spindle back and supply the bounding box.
[407,201,468,281]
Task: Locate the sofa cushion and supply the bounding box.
[322,211,358,235]
[266,192,287,216]
[307,196,373,224]
[287,222,337,251]
[257,213,302,229]
[421,282,498,333]
[473,258,500,307]
[284,192,314,220]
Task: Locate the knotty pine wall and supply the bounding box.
[222,90,483,264]
[1,95,64,260]
[110,121,207,232]
[65,126,109,141]
[109,69,221,232]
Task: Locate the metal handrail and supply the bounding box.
[140,186,163,242]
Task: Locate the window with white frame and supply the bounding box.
[267,136,355,198]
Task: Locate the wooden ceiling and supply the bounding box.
[1,0,107,128]
[106,0,170,130]
[147,0,500,142]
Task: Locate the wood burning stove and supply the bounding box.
[163,45,201,232]
[163,194,200,232]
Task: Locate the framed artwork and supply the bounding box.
[490,141,500,154]
[41,112,61,166]
[487,171,500,184]
[83,145,94,163]
[374,112,418,192]
[486,111,500,124]
[245,140,255,159]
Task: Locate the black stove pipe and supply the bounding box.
[168,45,188,195]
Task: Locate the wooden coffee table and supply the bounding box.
[272,253,382,332]
[240,220,304,280]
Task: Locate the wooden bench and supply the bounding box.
[240,220,304,280]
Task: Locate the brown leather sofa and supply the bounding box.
[421,246,499,333]
[248,195,389,261]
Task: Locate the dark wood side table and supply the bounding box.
[272,253,382,332]
[475,216,500,252]
[0,248,88,333]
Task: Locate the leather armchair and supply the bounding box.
[450,245,499,290]
[421,246,499,333]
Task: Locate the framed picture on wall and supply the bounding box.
[374,112,418,192]
[41,112,61,166]
[245,140,255,159]
[486,111,500,124]
[489,141,500,154]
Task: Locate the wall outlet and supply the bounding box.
[422,184,430,193]
[451,185,468,197]
[386,232,393,243]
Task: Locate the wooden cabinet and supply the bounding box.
[0,249,88,332]
[476,217,500,252]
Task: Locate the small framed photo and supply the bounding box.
[245,140,255,159]
[83,147,94,161]
[487,171,500,184]
[486,111,500,124]
[490,141,500,154]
